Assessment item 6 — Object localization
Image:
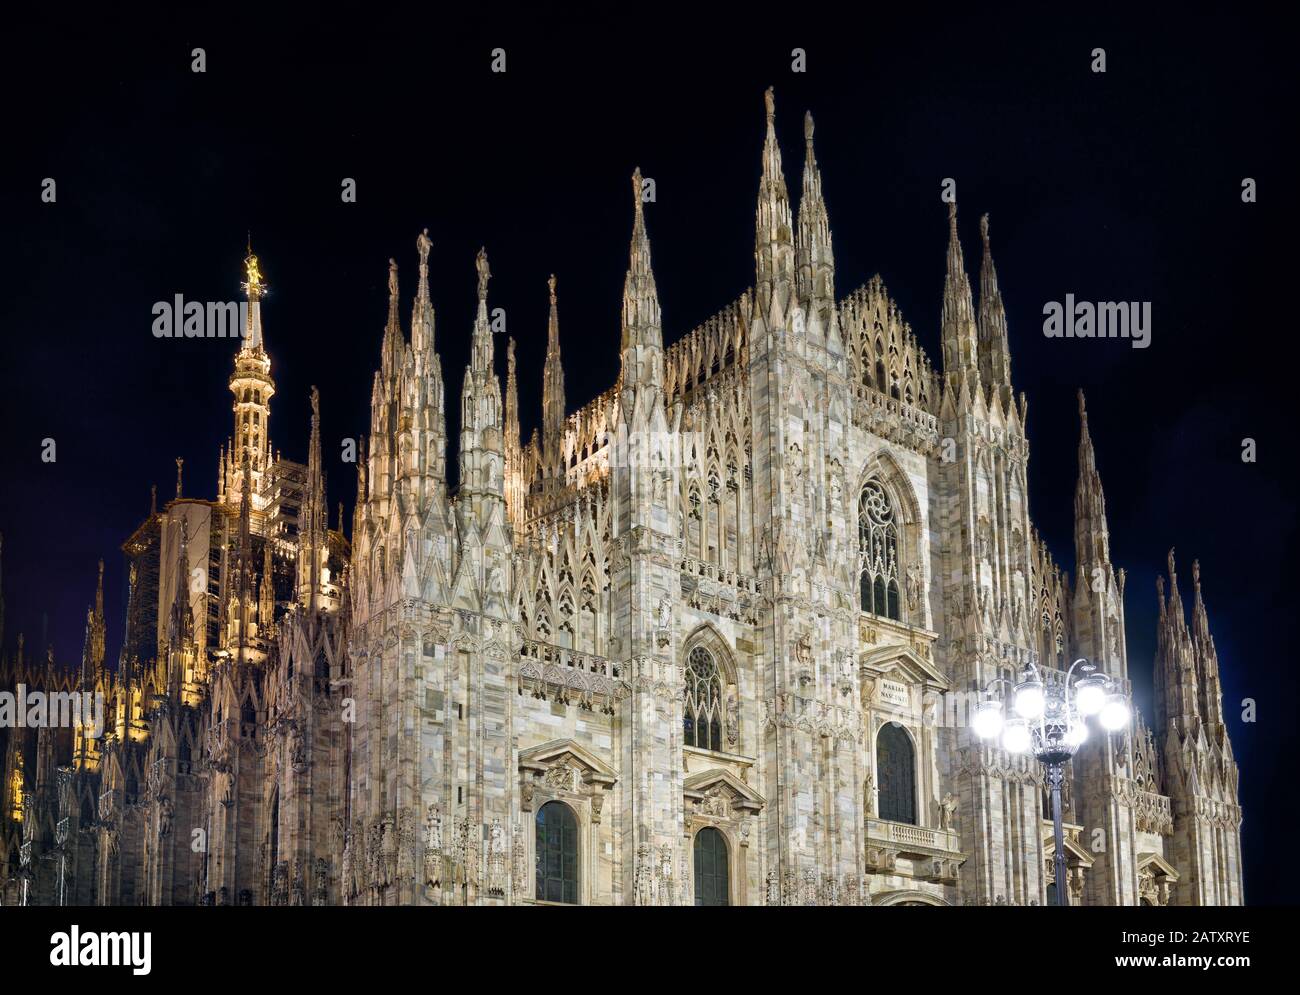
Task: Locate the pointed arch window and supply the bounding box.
[693,827,730,906]
[535,801,579,904]
[684,646,724,752]
[858,480,901,621]
[876,724,916,825]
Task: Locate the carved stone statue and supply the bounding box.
[940,792,958,831]
[487,818,508,897]
[475,246,491,299]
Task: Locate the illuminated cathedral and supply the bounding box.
[0,89,1243,906]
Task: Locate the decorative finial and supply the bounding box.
[947,199,958,233]
[1077,389,1087,418]
[417,228,432,266]
[175,457,184,499]
[980,213,990,248]
[150,485,157,515]
[475,247,490,300]
[388,258,399,300]
[311,385,320,419]
[804,110,814,144]
[242,240,264,298]
[507,336,516,371]
[548,273,557,304]
[1192,559,1201,589]
[1167,547,1177,581]
[764,86,775,123]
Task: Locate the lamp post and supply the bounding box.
[972,658,1129,906]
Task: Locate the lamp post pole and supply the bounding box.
[972,657,1130,909]
[1045,761,1068,906]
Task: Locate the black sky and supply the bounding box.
[2,7,1295,901]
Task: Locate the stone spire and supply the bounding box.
[940,201,979,376]
[620,169,664,396]
[81,559,106,686]
[543,274,566,444]
[229,245,275,505]
[977,213,1013,393]
[1190,560,1224,731]
[472,248,495,376]
[1153,549,1200,738]
[411,228,435,357]
[298,386,326,610]
[459,249,505,506]
[381,258,405,381]
[755,87,795,324]
[505,338,520,444]
[504,337,525,531]
[1073,390,1111,569]
[796,110,834,322]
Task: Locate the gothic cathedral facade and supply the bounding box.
[0,90,1244,906]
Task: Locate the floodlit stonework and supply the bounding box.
[0,90,1243,907]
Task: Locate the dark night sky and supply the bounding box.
[2,8,1294,901]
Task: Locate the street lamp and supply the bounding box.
[973,658,1129,906]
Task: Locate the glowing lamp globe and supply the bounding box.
[1065,722,1088,748]
[1002,720,1031,754]
[1013,681,1045,720]
[1075,677,1107,717]
[1100,694,1130,731]
[973,700,1004,740]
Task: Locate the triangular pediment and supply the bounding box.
[1137,851,1180,881]
[519,738,618,788]
[1042,830,1096,867]
[860,644,951,691]
[683,768,766,812]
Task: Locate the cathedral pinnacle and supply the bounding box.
[620,168,663,387]
[977,213,1013,391]
[544,274,565,443]
[755,88,794,322]
[796,108,833,314]
[412,228,435,356]
[941,200,979,376]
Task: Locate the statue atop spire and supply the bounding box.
[476,247,491,301]
[417,228,432,271]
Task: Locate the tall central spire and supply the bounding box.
[228,244,275,506]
